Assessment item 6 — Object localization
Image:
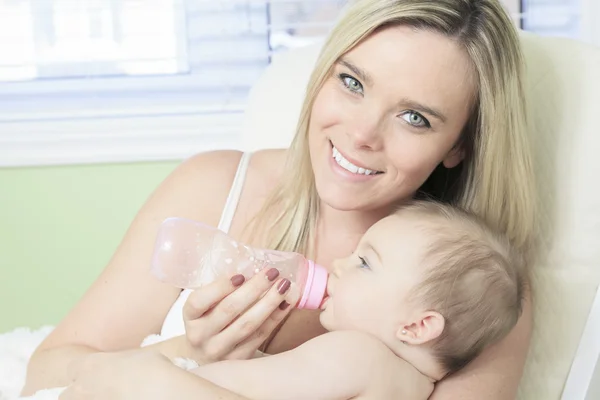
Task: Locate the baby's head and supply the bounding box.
[319,200,525,379]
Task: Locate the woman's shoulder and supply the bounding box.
[183,148,285,178]
[242,149,288,205]
[176,148,287,226]
[152,150,250,228]
[180,149,244,175]
[246,148,288,183]
[181,148,286,192]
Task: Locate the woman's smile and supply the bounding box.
[328,141,384,183]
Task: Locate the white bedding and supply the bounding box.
[0,326,55,400]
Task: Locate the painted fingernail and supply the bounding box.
[231,274,245,287]
[278,301,290,310]
[277,279,291,294]
[266,268,280,282]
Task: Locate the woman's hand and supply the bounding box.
[181,267,293,364]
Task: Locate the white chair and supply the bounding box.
[239,31,600,399]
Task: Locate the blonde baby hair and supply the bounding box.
[397,200,526,374]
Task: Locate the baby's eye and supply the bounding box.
[339,73,364,95]
[401,111,431,128]
[358,256,371,270]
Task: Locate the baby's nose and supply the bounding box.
[331,259,345,277]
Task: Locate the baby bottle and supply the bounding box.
[150,217,328,310]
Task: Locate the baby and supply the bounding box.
[190,200,527,399]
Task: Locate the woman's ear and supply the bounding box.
[396,311,445,345]
[442,146,464,169]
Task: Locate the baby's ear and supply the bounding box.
[396,311,445,345]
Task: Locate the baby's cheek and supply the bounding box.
[319,309,333,330]
[331,299,359,330]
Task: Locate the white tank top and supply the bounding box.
[159,152,253,339]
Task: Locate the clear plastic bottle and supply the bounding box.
[150,217,328,310]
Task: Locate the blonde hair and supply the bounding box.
[251,0,536,261]
[399,200,526,374]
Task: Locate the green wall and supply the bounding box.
[0,161,179,333]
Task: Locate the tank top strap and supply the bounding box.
[217,152,252,234]
[159,152,253,340]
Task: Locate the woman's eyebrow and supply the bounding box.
[398,98,447,123]
[337,57,373,86]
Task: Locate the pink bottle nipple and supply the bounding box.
[297,260,328,309]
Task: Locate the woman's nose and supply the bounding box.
[347,109,386,150]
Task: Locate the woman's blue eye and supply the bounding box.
[401,111,431,128]
[358,256,371,270]
[339,73,363,95]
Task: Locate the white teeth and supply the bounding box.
[331,146,378,176]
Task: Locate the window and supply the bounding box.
[0,1,273,122]
[0,0,591,167]
[0,1,189,82]
[521,0,582,40]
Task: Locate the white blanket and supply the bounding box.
[0,326,55,400]
[0,326,197,400]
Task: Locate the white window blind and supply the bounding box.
[521,0,582,40]
[0,0,277,119]
[0,0,589,167]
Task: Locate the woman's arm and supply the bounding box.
[22,150,248,394]
[169,372,252,400]
[56,348,252,400]
[23,336,189,393]
[430,293,533,399]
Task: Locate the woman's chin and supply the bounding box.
[317,187,368,211]
[316,183,392,213]
[313,174,360,204]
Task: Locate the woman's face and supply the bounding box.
[308,25,477,212]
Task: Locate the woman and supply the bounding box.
[23,0,537,398]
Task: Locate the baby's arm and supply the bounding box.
[191,330,386,400]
